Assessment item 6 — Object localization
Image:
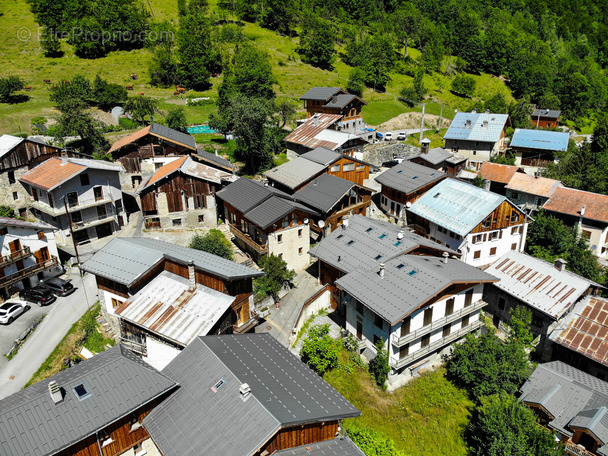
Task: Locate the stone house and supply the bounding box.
[505,172,563,212]
[20,156,125,245]
[408,147,467,176]
[477,162,525,195]
[138,156,236,230]
[510,128,569,169]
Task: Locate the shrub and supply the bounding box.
[369,339,390,389]
[348,425,407,456]
[189,229,233,260]
[301,324,340,376]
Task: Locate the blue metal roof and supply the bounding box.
[510,128,569,151]
[444,112,509,143]
[408,178,507,237]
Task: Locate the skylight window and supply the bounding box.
[397,170,403,174]
[73,383,92,401]
[374,255,382,260]
[347,240,355,245]
[379,234,386,239]
[408,270,417,276]
[337,234,344,239]
[366,227,373,233]
[411,176,418,179]
[433,193,441,198]
[396,264,405,269]
[394,241,402,246]
[211,378,226,393]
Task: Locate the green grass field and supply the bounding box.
[0,0,514,135]
[325,358,474,456]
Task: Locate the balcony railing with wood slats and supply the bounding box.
[229,223,268,255]
[0,256,59,288]
[565,442,596,456]
[0,246,31,267]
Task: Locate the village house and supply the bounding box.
[216,178,317,271]
[0,217,61,297]
[0,134,84,218]
[509,128,569,169]
[20,156,125,245]
[375,161,447,221]
[193,149,234,173]
[138,155,236,230]
[0,333,360,456]
[504,172,563,212]
[483,251,602,360]
[300,87,367,134]
[543,186,608,259]
[82,237,264,369]
[408,146,467,176]
[520,361,608,456]
[531,107,561,128]
[301,147,371,185]
[477,162,525,195]
[408,178,528,266]
[443,111,509,170]
[550,296,608,381]
[335,254,497,388]
[108,122,197,189]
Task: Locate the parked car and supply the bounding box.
[0,299,30,325]
[375,132,384,140]
[384,132,393,141]
[397,132,406,140]
[382,157,405,168]
[43,277,75,297]
[19,285,56,306]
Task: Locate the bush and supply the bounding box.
[300,324,340,376]
[451,74,476,97]
[369,339,390,389]
[118,117,140,129]
[348,425,407,456]
[254,254,295,301]
[189,229,233,260]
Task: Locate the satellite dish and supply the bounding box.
[304,218,309,225]
[318,220,325,228]
[406,202,412,208]
[343,219,349,228]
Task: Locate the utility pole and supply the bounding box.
[419,103,426,142]
[63,197,82,276]
[437,102,444,132]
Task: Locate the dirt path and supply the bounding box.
[377,112,451,131]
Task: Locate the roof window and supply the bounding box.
[411,176,418,179]
[379,234,386,239]
[397,170,403,174]
[337,234,343,239]
[394,241,402,246]
[408,270,417,276]
[374,254,382,260]
[211,378,226,393]
[433,193,441,198]
[73,383,92,401]
[396,264,405,269]
[365,227,373,232]
[347,240,355,245]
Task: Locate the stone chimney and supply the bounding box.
[378,263,385,278]
[188,260,196,290]
[555,258,567,272]
[421,138,431,154]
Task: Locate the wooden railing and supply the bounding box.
[0,246,31,267]
[0,256,59,288]
[565,442,595,456]
[229,224,268,255]
[233,318,257,334]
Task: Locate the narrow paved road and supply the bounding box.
[0,270,97,399]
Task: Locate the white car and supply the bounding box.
[0,299,30,325]
[397,132,406,140]
[384,132,393,141]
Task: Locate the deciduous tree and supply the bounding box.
[254,254,295,301]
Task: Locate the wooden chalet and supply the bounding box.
[409,147,467,177]
[108,122,197,174]
[531,108,561,128]
[300,87,367,124]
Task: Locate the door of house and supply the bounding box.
[424,307,433,326]
[34,247,49,264]
[67,192,78,208]
[16,259,24,271]
[8,239,21,257]
[94,186,103,201]
[356,319,363,340]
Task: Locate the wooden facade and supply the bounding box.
[0,140,77,172]
[470,200,523,234]
[140,173,218,215]
[380,179,443,206]
[112,139,193,174]
[304,97,365,121]
[257,421,339,455]
[326,157,370,185]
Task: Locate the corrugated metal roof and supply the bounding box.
[116,271,235,346]
[532,108,561,119]
[478,162,522,184]
[443,112,508,143]
[543,186,608,223]
[408,178,509,237]
[308,214,457,275]
[485,251,597,320]
[505,173,562,198]
[109,122,196,153]
[0,345,177,456]
[336,255,497,325]
[140,156,234,192]
[520,362,608,454]
[274,438,365,456]
[294,174,355,213]
[299,87,343,101]
[264,157,326,190]
[301,147,341,166]
[284,114,343,150]
[0,134,24,158]
[375,161,446,195]
[551,296,608,368]
[511,128,569,151]
[109,125,151,153]
[143,337,281,456]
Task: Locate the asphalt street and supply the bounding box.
[0,269,97,399]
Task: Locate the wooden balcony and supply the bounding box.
[0,256,59,288]
[229,223,268,255]
[233,318,257,334]
[565,442,595,456]
[120,337,147,357]
[0,246,31,267]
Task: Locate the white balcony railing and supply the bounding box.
[28,196,114,217]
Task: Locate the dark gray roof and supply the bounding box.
[375,161,446,195]
[301,147,341,166]
[0,217,55,231]
[274,438,365,456]
[0,345,177,456]
[264,157,326,190]
[294,174,355,213]
[336,255,497,325]
[150,122,196,150]
[309,215,456,275]
[216,177,290,214]
[520,361,608,454]
[144,335,360,456]
[300,87,343,101]
[245,196,317,230]
[532,108,561,119]
[322,94,358,109]
[410,148,454,166]
[81,237,263,287]
[196,150,233,172]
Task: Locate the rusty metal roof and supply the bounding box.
[551,296,608,368]
[109,125,151,153]
[478,162,523,184]
[486,251,598,320]
[284,114,343,150]
[505,173,563,198]
[544,186,608,223]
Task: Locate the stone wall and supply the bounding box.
[362,142,420,166]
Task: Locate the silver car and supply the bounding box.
[0,299,30,325]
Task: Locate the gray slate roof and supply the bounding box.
[196,150,233,172]
[520,361,608,454]
[245,196,318,230]
[144,335,360,456]
[294,174,355,213]
[410,148,465,166]
[274,438,365,456]
[301,147,341,166]
[150,122,196,150]
[300,87,343,101]
[375,161,446,195]
[216,177,290,214]
[323,94,358,109]
[264,157,326,190]
[81,237,263,287]
[309,215,456,275]
[336,255,497,325]
[0,345,177,456]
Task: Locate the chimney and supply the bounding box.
[483,120,488,129]
[421,138,431,154]
[188,260,196,290]
[483,179,491,191]
[471,108,477,114]
[466,119,472,128]
[554,258,567,272]
[239,383,251,402]
[61,150,68,165]
[312,114,319,127]
[397,231,404,240]
[442,252,449,264]
[534,171,540,178]
[378,263,385,278]
[581,205,586,217]
[215,149,218,156]
[332,94,338,104]
[49,380,63,404]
